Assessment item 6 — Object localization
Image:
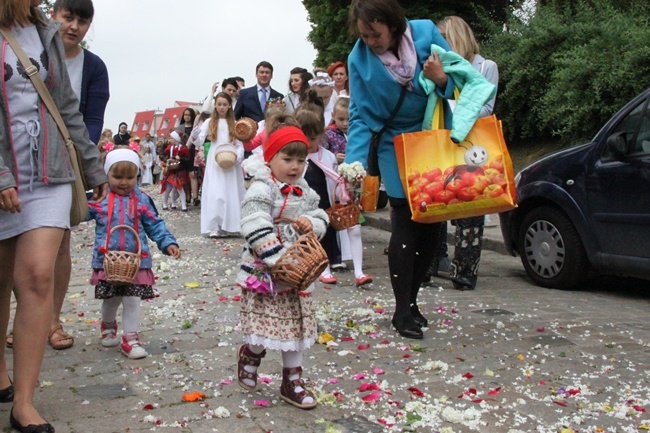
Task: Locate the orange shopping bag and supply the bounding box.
[394,113,516,223]
[360,175,380,213]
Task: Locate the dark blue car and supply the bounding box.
[500,87,650,289]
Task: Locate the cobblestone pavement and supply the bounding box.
[3,185,649,433]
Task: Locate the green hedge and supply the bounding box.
[484,0,650,145]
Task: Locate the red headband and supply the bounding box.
[263,126,308,162]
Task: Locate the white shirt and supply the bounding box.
[65,50,84,102]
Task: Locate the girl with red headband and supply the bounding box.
[236,113,329,409]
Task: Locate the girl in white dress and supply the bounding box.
[196,92,245,237]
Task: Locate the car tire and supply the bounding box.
[517,206,589,289]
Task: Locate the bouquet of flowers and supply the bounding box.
[244,260,275,296]
[337,162,366,202]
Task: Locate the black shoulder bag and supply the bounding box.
[367,85,408,176]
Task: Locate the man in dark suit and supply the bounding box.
[234,61,283,123]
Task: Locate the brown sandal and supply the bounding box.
[48,324,74,350]
[5,331,13,349]
[280,366,317,409]
[236,344,266,390]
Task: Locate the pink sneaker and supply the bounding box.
[120,332,148,359]
[100,321,119,347]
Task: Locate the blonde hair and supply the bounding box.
[333,97,350,115]
[437,16,479,62]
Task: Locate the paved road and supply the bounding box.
[4,187,649,433]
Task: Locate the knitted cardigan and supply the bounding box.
[237,154,329,287]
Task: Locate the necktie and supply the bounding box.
[260,87,267,112]
[280,184,303,196]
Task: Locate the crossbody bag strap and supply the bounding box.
[373,85,408,144]
[0,27,71,142]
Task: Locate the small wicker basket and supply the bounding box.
[214,143,237,169]
[270,219,329,291]
[326,201,361,231]
[166,158,181,172]
[103,224,141,285]
[234,117,258,142]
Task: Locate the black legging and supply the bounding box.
[388,198,444,320]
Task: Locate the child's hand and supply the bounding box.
[167,245,181,259]
[292,217,313,234]
[335,153,345,164]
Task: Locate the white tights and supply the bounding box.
[163,186,186,210]
[346,224,365,278]
[102,296,141,334]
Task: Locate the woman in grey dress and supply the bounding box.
[0,1,107,431]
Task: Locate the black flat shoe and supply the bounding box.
[0,383,13,403]
[410,305,429,328]
[391,317,423,339]
[10,408,55,433]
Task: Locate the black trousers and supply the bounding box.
[387,198,444,320]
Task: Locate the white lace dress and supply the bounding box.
[196,118,245,235]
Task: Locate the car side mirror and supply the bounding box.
[606,131,627,159]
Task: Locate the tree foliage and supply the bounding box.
[302,0,521,67]
[38,0,54,16]
[484,0,650,143]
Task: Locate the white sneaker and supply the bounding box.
[120,332,148,359]
[100,321,119,347]
[331,263,347,270]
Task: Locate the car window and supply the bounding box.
[631,98,650,155]
[602,96,650,160]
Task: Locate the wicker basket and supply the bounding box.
[166,158,181,172]
[326,201,361,231]
[270,219,329,291]
[234,117,258,142]
[214,144,237,169]
[103,224,141,285]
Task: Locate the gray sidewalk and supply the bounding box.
[363,207,508,255]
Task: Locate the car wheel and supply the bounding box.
[517,206,589,289]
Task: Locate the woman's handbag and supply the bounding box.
[394,100,516,223]
[0,28,88,226]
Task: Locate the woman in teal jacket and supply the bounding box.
[345,0,454,339]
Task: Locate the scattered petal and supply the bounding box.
[254,399,269,407]
[361,391,381,403]
[317,332,335,344]
[182,391,207,402]
[407,387,425,397]
[358,382,380,392]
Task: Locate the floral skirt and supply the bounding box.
[239,286,317,352]
[95,280,155,300]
